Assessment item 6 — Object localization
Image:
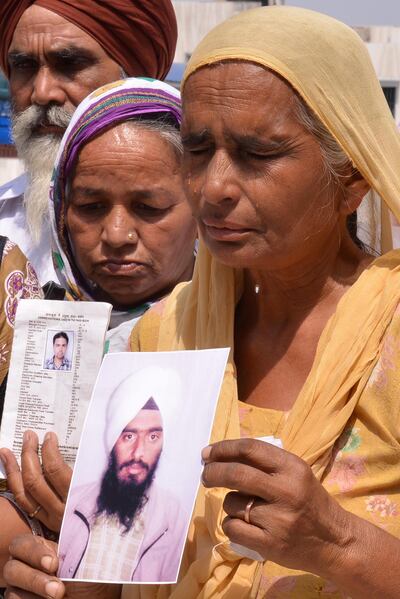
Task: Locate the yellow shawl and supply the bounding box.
[123,6,400,598]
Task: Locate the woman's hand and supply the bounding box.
[0,431,72,532]
[201,438,351,578]
[3,534,122,599]
[4,535,65,598]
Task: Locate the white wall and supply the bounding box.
[0,157,24,186]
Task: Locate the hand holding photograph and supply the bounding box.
[58,348,229,585]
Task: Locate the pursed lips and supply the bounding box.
[95,259,150,276]
[201,217,257,240]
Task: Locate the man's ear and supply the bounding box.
[339,168,370,215]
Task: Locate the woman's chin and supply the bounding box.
[205,246,268,270]
[92,280,155,309]
[105,292,151,309]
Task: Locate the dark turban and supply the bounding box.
[0,0,177,80]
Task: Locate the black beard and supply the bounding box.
[96,452,159,534]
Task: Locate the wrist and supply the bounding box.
[316,505,385,595]
[313,503,360,582]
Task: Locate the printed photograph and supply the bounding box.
[43,330,74,372]
[58,349,228,584]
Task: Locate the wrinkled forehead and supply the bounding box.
[182,61,300,136]
[10,4,102,55]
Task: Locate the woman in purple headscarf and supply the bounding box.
[48,77,196,352]
[0,77,197,587]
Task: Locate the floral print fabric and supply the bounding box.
[0,240,43,393]
[239,303,400,599]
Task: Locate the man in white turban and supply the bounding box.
[59,366,185,583]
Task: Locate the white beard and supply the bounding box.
[12,105,72,244]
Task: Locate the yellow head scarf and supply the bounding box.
[126,7,400,599]
[183,5,400,246]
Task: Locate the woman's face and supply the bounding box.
[181,62,343,272]
[66,123,196,307]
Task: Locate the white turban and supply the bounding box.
[104,366,183,454]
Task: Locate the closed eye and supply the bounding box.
[134,203,171,217]
[245,151,281,160]
[187,147,211,155]
[73,201,106,215]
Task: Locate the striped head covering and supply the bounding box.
[49,77,182,303]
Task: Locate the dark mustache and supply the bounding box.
[119,459,149,472]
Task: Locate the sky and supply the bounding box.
[283,0,400,27]
[176,1,400,27]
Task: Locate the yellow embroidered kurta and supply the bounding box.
[123,4,400,595]
[238,347,400,599]
[123,255,400,599]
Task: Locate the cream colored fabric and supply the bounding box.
[76,512,145,581]
[123,7,400,598]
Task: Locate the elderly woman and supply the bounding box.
[49,77,196,352]
[3,6,400,599]
[0,78,196,587]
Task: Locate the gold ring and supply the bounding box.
[244,497,255,524]
[28,505,42,519]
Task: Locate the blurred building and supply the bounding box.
[354,25,400,118]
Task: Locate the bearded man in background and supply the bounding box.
[0,0,177,284]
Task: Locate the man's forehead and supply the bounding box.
[10,5,102,54]
[123,409,163,431]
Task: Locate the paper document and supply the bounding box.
[229,436,283,562]
[58,348,229,585]
[0,299,112,476]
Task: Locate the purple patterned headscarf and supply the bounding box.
[49,77,181,301]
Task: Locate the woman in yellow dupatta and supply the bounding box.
[122,6,400,599]
[3,6,400,599]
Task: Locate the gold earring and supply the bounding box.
[127,232,135,240]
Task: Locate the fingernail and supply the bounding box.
[41,555,55,571]
[0,451,7,466]
[23,430,32,442]
[201,445,212,462]
[44,432,52,443]
[45,580,61,599]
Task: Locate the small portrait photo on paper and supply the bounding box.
[58,350,229,585]
[43,330,74,372]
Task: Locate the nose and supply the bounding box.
[131,436,145,462]
[201,149,241,207]
[101,207,138,248]
[31,66,67,106]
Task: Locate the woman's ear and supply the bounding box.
[339,169,370,215]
